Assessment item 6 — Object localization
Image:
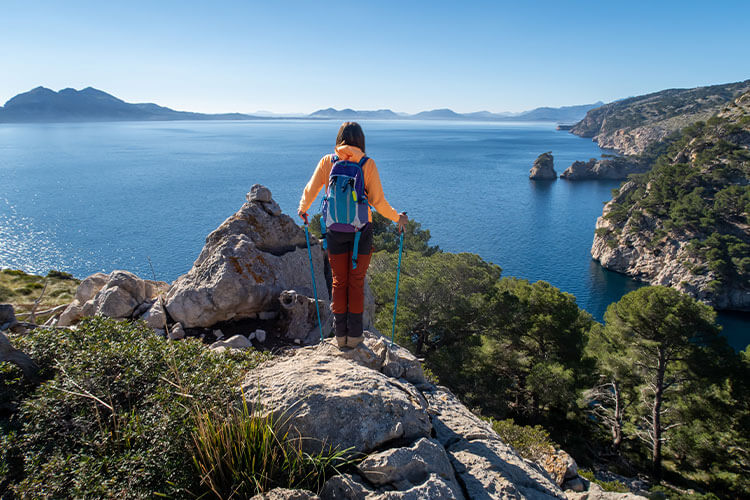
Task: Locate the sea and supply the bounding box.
[0,119,747,350]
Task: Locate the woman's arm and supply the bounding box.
[298,155,332,216]
[364,159,400,223]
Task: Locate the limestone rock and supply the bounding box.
[0,331,39,379]
[565,482,646,500]
[563,477,586,492]
[250,488,319,500]
[539,448,578,486]
[357,437,463,497]
[560,157,649,180]
[278,289,328,342]
[254,329,267,343]
[424,387,565,499]
[141,300,167,329]
[169,323,185,340]
[59,271,168,326]
[210,334,252,350]
[0,304,18,331]
[320,472,463,500]
[165,186,330,329]
[530,152,557,180]
[242,345,432,455]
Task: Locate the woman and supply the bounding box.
[298,122,407,348]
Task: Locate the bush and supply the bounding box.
[46,270,75,280]
[489,419,557,462]
[0,318,285,498]
[578,470,630,493]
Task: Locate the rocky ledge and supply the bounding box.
[529,152,557,180]
[560,156,649,181]
[243,331,642,500]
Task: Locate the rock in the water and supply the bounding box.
[210,334,252,350]
[165,186,330,330]
[560,156,648,180]
[59,271,168,326]
[530,152,557,180]
[169,323,186,340]
[250,488,320,500]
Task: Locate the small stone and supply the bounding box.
[259,311,277,320]
[294,339,301,344]
[248,331,257,340]
[212,334,252,350]
[168,323,186,340]
[154,329,166,338]
[255,329,267,343]
[563,477,586,492]
[246,184,273,203]
[213,329,224,340]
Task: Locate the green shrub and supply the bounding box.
[46,270,75,280]
[192,397,354,497]
[578,470,629,493]
[489,419,557,462]
[1,318,275,498]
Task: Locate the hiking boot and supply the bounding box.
[336,336,348,348]
[346,335,364,348]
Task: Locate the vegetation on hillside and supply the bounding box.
[571,80,750,138]
[597,95,750,298]
[0,318,350,498]
[0,269,79,323]
[367,218,749,498]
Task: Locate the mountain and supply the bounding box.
[307,103,601,122]
[0,86,257,123]
[591,91,750,310]
[570,79,750,155]
[308,107,401,119]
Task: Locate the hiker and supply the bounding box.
[299,122,407,348]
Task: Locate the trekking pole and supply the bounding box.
[391,219,405,347]
[302,213,324,342]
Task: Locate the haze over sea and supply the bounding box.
[1,120,747,349]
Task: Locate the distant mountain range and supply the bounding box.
[0,86,602,124]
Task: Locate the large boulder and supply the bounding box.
[0,304,18,331]
[58,271,168,326]
[165,185,330,329]
[243,334,566,499]
[529,152,557,180]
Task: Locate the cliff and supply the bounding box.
[591,92,750,311]
[571,79,750,155]
[560,156,650,180]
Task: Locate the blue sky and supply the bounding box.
[1,0,749,114]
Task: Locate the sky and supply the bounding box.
[1,0,749,114]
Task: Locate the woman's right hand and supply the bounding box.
[397,212,408,233]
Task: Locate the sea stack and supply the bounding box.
[529,151,557,180]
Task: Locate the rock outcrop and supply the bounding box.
[243,331,569,500]
[58,271,168,327]
[1,329,39,379]
[591,93,750,311]
[55,185,353,343]
[529,152,557,180]
[560,157,649,181]
[570,79,750,155]
[164,184,330,329]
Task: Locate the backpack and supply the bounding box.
[320,154,370,268]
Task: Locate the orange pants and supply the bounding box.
[327,226,373,338]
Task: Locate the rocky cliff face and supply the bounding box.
[530,152,557,180]
[591,93,750,311]
[571,79,750,155]
[560,156,649,180]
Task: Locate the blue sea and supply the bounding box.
[0,120,747,350]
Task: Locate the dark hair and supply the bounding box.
[336,122,365,153]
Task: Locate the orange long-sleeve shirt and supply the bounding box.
[298,144,400,223]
